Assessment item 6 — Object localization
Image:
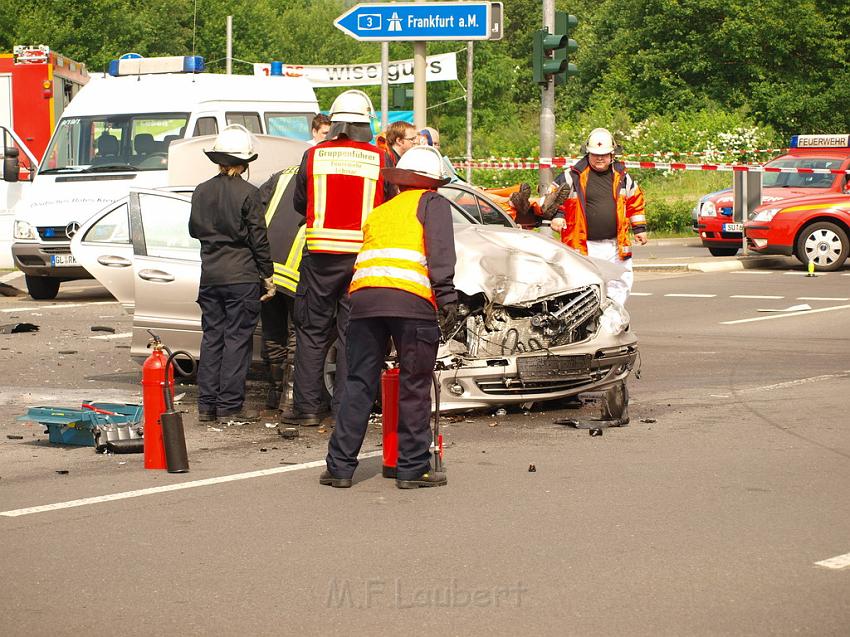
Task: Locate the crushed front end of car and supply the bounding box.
[435,225,638,412]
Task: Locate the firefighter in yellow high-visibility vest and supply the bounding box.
[320,146,458,489]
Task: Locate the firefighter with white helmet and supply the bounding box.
[281,90,395,426]
[189,124,274,423]
[549,127,647,305]
[321,145,457,489]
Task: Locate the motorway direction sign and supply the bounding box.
[335,2,502,41]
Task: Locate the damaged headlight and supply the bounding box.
[600,299,630,335]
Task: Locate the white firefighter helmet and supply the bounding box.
[382,145,450,189]
[204,124,258,166]
[584,127,616,155]
[329,89,375,123]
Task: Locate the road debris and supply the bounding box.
[640,418,657,424]
[6,434,24,440]
[528,464,536,472]
[589,428,603,436]
[495,408,507,417]
[90,325,116,333]
[757,303,811,313]
[0,322,39,334]
[55,470,69,475]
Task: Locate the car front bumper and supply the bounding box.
[434,332,639,412]
[12,241,92,279]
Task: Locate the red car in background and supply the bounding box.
[695,135,850,257]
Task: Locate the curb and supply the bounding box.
[635,256,790,273]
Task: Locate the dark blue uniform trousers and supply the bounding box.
[197,282,261,414]
[292,253,354,416]
[326,316,441,480]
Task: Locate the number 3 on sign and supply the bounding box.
[357,14,381,30]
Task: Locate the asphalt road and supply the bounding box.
[1,256,849,636]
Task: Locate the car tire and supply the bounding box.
[25,275,60,300]
[795,221,849,272]
[708,246,739,257]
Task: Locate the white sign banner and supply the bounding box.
[253,52,457,87]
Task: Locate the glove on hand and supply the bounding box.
[260,276,276,302]
[438,302,458,334]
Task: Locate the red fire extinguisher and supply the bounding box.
[142,335,174,470]
[381,368,399,478]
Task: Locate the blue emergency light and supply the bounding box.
[790,134,850,148]
[108,55,205,77]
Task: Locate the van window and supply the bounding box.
[40,113,189,174]
[193,117,218,137]
[265,112,313,141]
[226,112,262,134]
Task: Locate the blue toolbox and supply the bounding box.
[18,402,143,447]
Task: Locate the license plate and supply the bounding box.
[723,223,743,233]
[51,254,77,266]
[517,354,592,381]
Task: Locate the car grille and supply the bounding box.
[37,226,72,241]
[475,373,601,396]
[42,246,72,255]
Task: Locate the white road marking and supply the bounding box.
[630,292,653,296]
[665,293,716,298]
[0,272,22,283]
[0,450,382,518]
[730,271,773,275]
[1,301,117,313]
[90,331,132,340]
[815,552,850,570]
[739,371,850,394]
[730,295,784,299]
[797,297,849,301]
[721,304,850,324]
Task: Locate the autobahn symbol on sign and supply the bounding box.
[334,2,503,41]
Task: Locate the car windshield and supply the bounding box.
[40,112,189,174]
[763,157,842,189]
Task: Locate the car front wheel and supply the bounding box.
[795,222,849,272]
[25,275,60,300]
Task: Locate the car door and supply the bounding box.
[70,199,135,310]
[128,190,202,360]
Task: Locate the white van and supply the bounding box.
[8,56,318,299]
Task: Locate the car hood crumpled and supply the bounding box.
[452,224,611,306]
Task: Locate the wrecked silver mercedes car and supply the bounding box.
[434,224,637,412]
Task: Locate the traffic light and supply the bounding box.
[532,28,567,85]
[554,12,578,86]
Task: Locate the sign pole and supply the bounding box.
[539,0,556,195]
[413,42,427,129]
[466,41,474,183]
[380,42,389,132]
[226,16,232,75]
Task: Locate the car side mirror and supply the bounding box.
[2,147,20,183]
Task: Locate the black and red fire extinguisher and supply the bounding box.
[142,331,194,473]
[381,368,443,477]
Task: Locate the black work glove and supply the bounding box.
[438,302,458,335]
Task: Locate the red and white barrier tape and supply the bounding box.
[457,149,787,162]
[452,158,850,174]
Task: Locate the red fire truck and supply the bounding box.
[0,45,89,169]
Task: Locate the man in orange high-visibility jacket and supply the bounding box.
[282,90,395,426]
[319,146,457,489]
[550,128,647,305]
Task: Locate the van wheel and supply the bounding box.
[708,246,739,257]
[25,275,60,300]
[796,222,849,272]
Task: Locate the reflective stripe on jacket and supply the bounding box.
[305,140,384,254]
[349,189,436,308]
[558,158,646,260]
[263,167,305,296]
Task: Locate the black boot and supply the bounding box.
[266,363,284,411]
